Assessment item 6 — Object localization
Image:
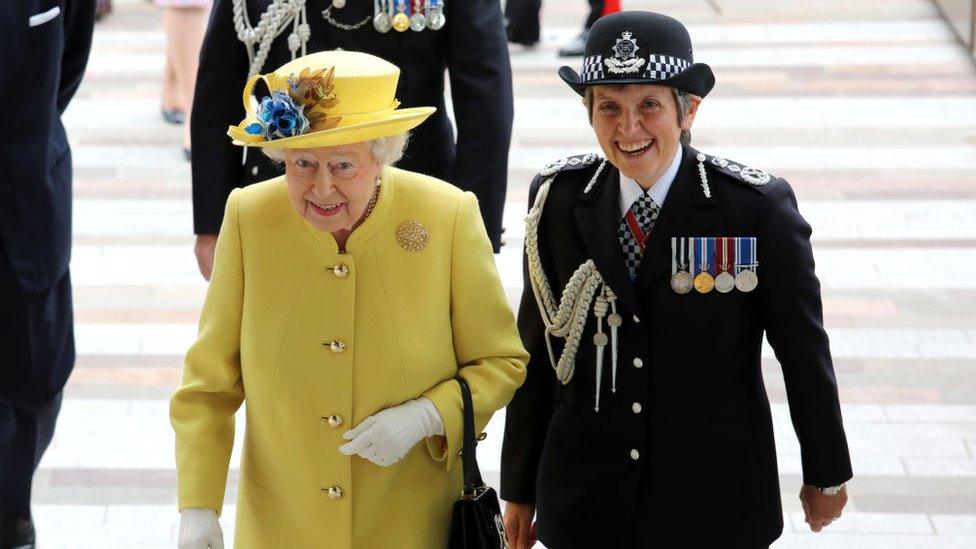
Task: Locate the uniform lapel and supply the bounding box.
[572,164,643,315]
[634,146,719,295]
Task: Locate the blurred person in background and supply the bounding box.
[190,0,514,282]
[155,0,211,159]
[0,1,96,547]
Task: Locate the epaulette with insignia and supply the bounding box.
[696,152,773,187]
[539,153,602,178]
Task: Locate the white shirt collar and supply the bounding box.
[618,144,683,219]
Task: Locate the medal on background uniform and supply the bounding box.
[373,0,392,32]
[392,0,410,31]
[670,237,694,294]
[714,236,736,293]
[425,0,446,30]
[693,237,715,294]
[409,0,426,31]
[734,237,759,293]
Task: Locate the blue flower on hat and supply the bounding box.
[246,91,310,140]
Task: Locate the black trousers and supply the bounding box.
[0,245,74,519]
[505,0,604,43]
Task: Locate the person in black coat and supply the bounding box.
[500,12,853,549]
[0,1,96,547]
[191,0,514,278]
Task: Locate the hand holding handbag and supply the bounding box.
[448,377,509,549]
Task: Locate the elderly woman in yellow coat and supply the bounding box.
[169,50,528,549]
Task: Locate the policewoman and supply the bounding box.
[170,50,527,548]
[191,0,514,284]
[500,12,853,548]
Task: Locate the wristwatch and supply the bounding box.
[815,484,844,496]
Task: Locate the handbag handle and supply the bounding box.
[456,376,486,497]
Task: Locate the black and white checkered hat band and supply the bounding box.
[580,54,692,83]
[580,55,605,82]
[643,54,691,80]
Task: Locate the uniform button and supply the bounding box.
[324,414,343,428]
[326,339,347,354]
[251,166,259,177]
[630,449,640,460]
[632,402,642,414]
[633,357,643,368]
[330,264,349,278]
[632,315,641,323]
[325,485,344,500]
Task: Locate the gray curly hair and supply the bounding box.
[261,131,410,166]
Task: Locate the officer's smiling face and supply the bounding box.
[283,143,382,238]
[589,84,700,187]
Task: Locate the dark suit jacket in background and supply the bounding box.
[0,0,94,406]
[0,0,95,294]
[192,0,514,250]
[500,148,853,548]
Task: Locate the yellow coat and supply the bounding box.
[170,167,528,548]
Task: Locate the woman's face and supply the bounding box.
[590,84,700,185]
[284,142,381,235]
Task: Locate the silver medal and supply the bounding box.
[426,8,445,30]
[735,270,758,293]
[373,12,392,32]
[715,272,735,293]
[332,0,346,7]
[410,12,426,31]
[671,271,694,294]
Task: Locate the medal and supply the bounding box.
[373,0,392,32]
[670,237,694,294]
[714,236,735,293]
[409,0,426,31]
[425,0,445,30]
[693,237,715,294]
[332,0,346,7]
[392,0,410,31]
[734,237,759,293]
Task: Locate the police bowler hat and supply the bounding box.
[559,11,715,98]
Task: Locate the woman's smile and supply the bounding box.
[616,138,654,157]
[309,200,346,218]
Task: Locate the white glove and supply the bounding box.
[178,508,224,549]
[338,397,445,467]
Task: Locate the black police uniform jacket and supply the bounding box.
[191,0,513,251]
[500,146,853,548]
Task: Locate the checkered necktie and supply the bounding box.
[618,194,660,279]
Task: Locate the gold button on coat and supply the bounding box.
[327,339,347,354]
[633,357,643,368]
[325,414,343,427]
[326,485,344,500]
[330,264,350,278]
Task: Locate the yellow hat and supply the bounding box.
[227,51,436,149]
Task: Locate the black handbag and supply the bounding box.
[447,377,509,549]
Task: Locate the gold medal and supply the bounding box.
[694,272,715,294]
[392,12,410,31]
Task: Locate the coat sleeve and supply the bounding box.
[57,0,96,112]
[444,0,514,250]
[170,189,246,514]
[190,0,251,235]
[499,175,558,504]
[757,180,853,489]
[422,192,528,470]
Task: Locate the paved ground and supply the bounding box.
[30,0,976,546]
